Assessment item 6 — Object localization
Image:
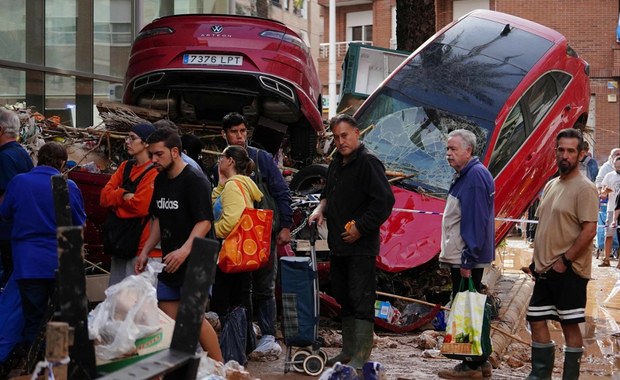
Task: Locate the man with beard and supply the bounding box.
[134,126,222,362]
[526,128,598,379]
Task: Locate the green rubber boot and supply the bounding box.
[347,319,374,370]
[562,346,583,380]
[326,317,354,366]
[526,341,555,380]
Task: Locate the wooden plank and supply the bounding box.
[45,322,72,380]
[56,226,97,378]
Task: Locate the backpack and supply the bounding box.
[102,160,155,259]
[254,150,281,233]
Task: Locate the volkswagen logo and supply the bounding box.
[211,25,223,33]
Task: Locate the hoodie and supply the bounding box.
[212,174,263,239]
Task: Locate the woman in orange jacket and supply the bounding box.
[100,123,160,286]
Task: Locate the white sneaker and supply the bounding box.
[248,335,282,361]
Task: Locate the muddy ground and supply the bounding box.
[242,238,619,379]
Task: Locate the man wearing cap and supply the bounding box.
[0,109,33,289]
[100,122,159,285]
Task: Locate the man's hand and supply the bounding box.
[551,257,568,273]
[122,192,134,201]
[135,252,149,274]
[460,267,471,278]
[341,223,361,244]
[277,227,291,246]
[309,200,326,226]
[163,247,190,273]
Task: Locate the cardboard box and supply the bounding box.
[86,274,110,303]
[96,309,175,374]
[374,300,394,321]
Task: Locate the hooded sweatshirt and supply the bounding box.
[212,174,263,239]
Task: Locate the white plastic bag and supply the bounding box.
[88,261,165,360]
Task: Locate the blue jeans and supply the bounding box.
[17,279,54,345]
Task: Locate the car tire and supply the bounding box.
[289,164,328,194]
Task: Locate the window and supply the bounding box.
[488,105,526,177]
[346,10,372,43]
[488,72,571,176]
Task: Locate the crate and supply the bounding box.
[441,342,472,355]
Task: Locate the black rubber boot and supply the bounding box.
[348,319,374,370]
[526,341,555,380]
[326,317,354,366]
[562,346,583,380]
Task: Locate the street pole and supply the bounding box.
[328,0,336,118]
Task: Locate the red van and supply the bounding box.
[123,14,324,167]
[349,10,589,271]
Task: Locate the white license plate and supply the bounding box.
[183,54,243,66]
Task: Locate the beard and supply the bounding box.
[558,159,577,174]
[155,160,173,173]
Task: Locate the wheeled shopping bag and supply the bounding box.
[280,221,328,376]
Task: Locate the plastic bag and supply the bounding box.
[219,306,248,365]
[88,261,165,360]
[440,278,492,361]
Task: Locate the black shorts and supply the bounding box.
[526,265,588,324]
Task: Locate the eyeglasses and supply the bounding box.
[125,135,140,142]
[218,154,227,161]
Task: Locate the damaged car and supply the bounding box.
[123,14,324,167]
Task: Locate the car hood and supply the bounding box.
[378,186,445,272]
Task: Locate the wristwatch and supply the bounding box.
[561,254,572,267]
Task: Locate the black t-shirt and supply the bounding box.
[150,165,214,286]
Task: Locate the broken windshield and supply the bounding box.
[358,91,489,196]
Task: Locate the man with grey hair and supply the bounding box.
[438,129,495,379]
[0,109,33,288]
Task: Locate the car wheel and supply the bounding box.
[289,164,328,194]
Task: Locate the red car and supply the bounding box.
[123,14,324,166]
[295,10,590,272]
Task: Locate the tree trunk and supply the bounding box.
[396,0,435,52]
[256,0,270,18]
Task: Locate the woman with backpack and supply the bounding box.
[100,122,159,285]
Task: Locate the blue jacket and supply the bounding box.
[0,166,86,279]
[439,158,495,268]
[246,146,292,230]
[0,141,34,239]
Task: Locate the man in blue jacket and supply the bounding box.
[438,129,495,379]
[218,112,293,357]
[0,109,33,288]
[0,142,86,356]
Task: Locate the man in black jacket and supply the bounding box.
[310,114,395,369]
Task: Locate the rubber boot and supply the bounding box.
[526,341,555,380]
[348,319,374,370]
[326,317,354,366]
[562,346,583,380]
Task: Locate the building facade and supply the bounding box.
[0,0,320,129]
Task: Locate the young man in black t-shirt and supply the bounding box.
[135,127,222,362]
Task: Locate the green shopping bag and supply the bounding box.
[440,277,493,361]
